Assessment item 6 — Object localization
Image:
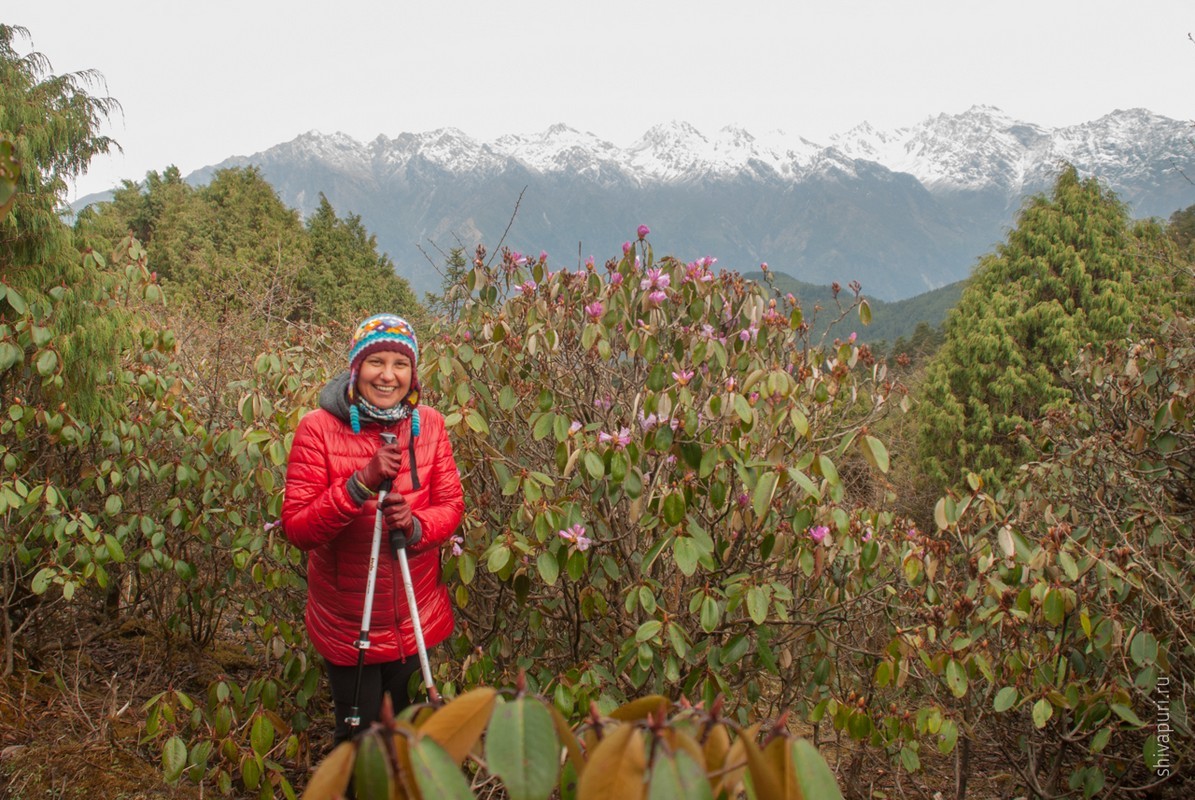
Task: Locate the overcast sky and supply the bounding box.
[15,1,1195,199]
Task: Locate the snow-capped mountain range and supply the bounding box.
[169,107,1195,299]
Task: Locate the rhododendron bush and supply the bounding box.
[414,236,931,750]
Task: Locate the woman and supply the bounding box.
[282,314,464,744]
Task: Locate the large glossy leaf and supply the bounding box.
[419,686,498,764]
[648,749,712,800]
[353,732,394,800]
[409,736,473,800]
[546,702,586,778]
[162,736,187,784]
[300,741,355,799]
[740,729,786,799]
[609,695,670,722]
[791,739,844,800]
[576,724,646,800]
[485,697,560,800]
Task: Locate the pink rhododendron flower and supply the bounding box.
[557,524,593,551]
[610,273,624,287]
[809,525,829,543]
[539,251,549,262]
[569,421,582,436]
[647,290,667,307]
[848,331,857,343]
[637,224,650,239]
[623,241,632,255]
[586,256,595,268]
[640,268,671,291]
[585,301,604,321]
[863,528,874,542]
[450,535,464,556]
[638,412,659,432]
[672,369,694,386]
[598,428,632,448]
[736,492,750,507]
[519,280,537,296]
[263,520,281,531]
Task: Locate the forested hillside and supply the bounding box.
[3,24,1193,800]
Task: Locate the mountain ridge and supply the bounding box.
[74,107,1195,300]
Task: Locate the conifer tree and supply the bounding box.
[0,24,132,419]
[917,165,1179,487]
[302,193,420,324]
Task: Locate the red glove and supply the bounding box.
[382,491,414,534]
[355,443,403,492]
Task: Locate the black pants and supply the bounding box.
[325,656,423,745]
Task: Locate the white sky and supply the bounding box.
[14,0,1195,200]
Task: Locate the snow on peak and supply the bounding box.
[223,109,1192,197]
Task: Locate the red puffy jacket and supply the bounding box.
[282,406,464,666]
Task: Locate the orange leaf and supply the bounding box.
[300,741,354,800]
[577,723,647,800]
[416,687,497,764]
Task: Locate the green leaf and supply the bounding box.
[35,349,58,377]
[410,736,473,799]
[993,686,1018,713]
[899,745,920,773]
[532,412,555,441]
[733,394,753,424]
[1043,589,1065,626]
[0,342,21,372]
[537,551,559,586]
[1059,551,1079,581]
[162,736,188,783]
[746,587,768,626]
[4,286,26,314]
[817,454,839,485]
[700,595,720,633]
[487,544,512,573]
[859,435,889,473]
[1032,698,1053,728]
[250,714,275,757]
[858,300,872,326]
[584,451,604,479]
[649,749,713,800]
[938,719,958,755]
[636,620,663,643]
[1110,703,1144,727]
[662,493,685,526]
[465,410,490,434]
[945,659,968,698]
[104,533,126,563]
[31,567,55,595]
[672,537,698,577]
[1129,631,1158,666]
[752,471,777,519]
[485,698,560,800]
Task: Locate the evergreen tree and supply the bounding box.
[302,193,420,324]
[917,165,1180,487]
[0,24,132,419]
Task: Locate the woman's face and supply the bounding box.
[356,350,412,409]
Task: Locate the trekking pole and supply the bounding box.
[393,509,441,704]
[346,434,395,736]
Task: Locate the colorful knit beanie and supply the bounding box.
[347,314,421,436]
